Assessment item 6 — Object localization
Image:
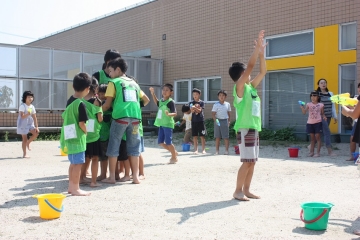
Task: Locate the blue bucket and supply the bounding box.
[182,143,190,151]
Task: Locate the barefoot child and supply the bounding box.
[179,104,193,145]
[212,90,231,155]
[60,73,92,196]
[229,30,267,201]
[149,84,178,164]
[97,84,112,180]
[190,88,207,154]
[80,77,103,187]
[300,91,326,157]
[17,91,39,158]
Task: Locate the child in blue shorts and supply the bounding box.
[149,84,178,164]
[60,73,92,196]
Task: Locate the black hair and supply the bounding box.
[73,72,92,92]
[229,62,246,82]
[104,49,121,63]
[101,63,106,70]
[217,89,227,97]
[310,90,320,102]
[107,57,128,73]
[21,91,34,103]
[98,84,108,93]
[316,78,329,92]
[89,77,99,93]
[182,104,190,113]
[358,82,360,88]
[192,88,201,94]
[163,83,173,92]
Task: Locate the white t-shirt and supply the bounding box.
[183,113,192,130]
[211,101,231,119]
[19,103,36,115]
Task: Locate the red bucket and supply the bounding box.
[234,145,240,155]
[288,148,299,158]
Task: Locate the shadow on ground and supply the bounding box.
[166,199,239,224]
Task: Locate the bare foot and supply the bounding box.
[23,155,30,158]
[26,141,31,151]
[118,176,131,182]
[132,177,140,184]
[215,151,219,155]
[244,191,260,199]
[233,192,249,201]
[308,153,314,157]
[202,150,206,154]
[313,154,320,157]
[139,175,145,180]
[176,151,179,156]
[90,182,102,188]
[80,177,91,184]
[193,151,198,155]
[169,158,178,164]
[224,151,229,155]
[86,171,91,176]
[71,189,91,196]
[101,177,116,184]
[328,152,337,156]
[97,175,106,181]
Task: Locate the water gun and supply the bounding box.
[216,119,220,126]
[330,93,358,106]
[298,101,305,106]
[175,121,181,126]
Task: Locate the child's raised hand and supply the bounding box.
[149,87,154,94]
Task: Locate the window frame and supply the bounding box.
[174,76,222,104]
[339,22,357,51]
[265,29,314,59]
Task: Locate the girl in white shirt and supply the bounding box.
[17,91,39,158]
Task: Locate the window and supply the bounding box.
[53,50,81,80]
[340,22,357,50]
[19,47,51,79]
[0,46,17,77]
[265,30,314,59]
[20,80,51,109]
[174,77,221,103]
[263,68,314,132]
[0,78,17,109]
[339,64,357,133]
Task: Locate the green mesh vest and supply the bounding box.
[99,70,112,84]
[154,98,175,129]
[233,84,262,132]
[99,109,112,142]
[83,100,103,143]
[60,99,87,154]
[111,77,141,120]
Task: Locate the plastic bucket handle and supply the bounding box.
[44,199,64,213]
[300,209,327,224]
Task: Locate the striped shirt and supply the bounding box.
[319,92,332,118]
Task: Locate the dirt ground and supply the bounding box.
[0,138,360,239]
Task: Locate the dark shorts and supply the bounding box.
[214,119,229,139]
[351,121,357,136]
[192,121,206,137]
[85,139,102,158]
[117,140,128,161]
[99,141,108,161]
[158,126,173,145]
[306,122,323,134]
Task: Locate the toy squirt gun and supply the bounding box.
[330,93,358,106]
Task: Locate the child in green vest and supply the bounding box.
[228,30,267,201]
[149,84,178,164]
[97,84,112,180]
[60,73,92,196]
[80,78,103,187]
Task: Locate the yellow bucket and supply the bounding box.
[33,194,66,219]
[59,146,68,156]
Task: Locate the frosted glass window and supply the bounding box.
[0,47,17,77]
[340,23,357,50]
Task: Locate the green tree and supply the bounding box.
[0,86,14,108]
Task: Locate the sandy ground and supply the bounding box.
[1,137,360,240]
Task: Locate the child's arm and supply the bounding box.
[250,40,268,88]
[32,114,40,133]
[235,30,264,98]
[211,111,217,122]
[300,104,308,115]
[102,97,113,112]
[165,110,177,117]
[165,100,177,117]
[342,102,360,120]
[149,87,158,106]
[321,106,327,121]
[94,99,103,123]
[102,82,115,112]
[140,90,150,107]
[79,121,87,134]
[228,111,231,126]
[19,111,31,119]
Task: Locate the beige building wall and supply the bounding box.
[28,0,360,121]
